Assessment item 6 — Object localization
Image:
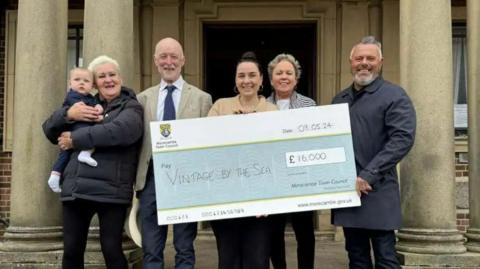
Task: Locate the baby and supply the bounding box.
[47,67,103,193]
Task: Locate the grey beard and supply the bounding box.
[354,73,378,86]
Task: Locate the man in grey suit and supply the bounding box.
[332,36,416,269]
[136,37,212,269]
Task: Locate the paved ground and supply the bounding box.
[164,237,348,269]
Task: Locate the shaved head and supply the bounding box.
[154,37,185,83]
[155,37,184,59]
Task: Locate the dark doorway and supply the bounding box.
[203,23,317,102]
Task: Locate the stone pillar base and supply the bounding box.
[0,226,63,252]
[0,226,142,268]
[466,228,480,252]
[396,228,466,254]
[0,248,142,269]
[398,251,480,268]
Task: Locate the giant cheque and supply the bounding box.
[150,103,360,225]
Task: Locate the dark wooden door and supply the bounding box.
[203,23,317,102]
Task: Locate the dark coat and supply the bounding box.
[62,90,99,132]
[42,87,143,204]
[331,77,416,230]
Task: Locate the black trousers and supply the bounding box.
[211,217,271,269]
[62,199,128,269]
[270,211,315,269]
[343,227,400,269]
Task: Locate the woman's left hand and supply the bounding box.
[58,132,73,150]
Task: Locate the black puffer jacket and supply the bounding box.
[42,87,143,204]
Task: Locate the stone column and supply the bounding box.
[140,0,154,89]
[83,0,135,89]
[466,0,480,253]
[340,1,369,88]
[381,0,400,84]
[82,1,141,267]
[151,0,181,84]
[0,0,67,266]
[396,0,467,264]
[368,0,382,41]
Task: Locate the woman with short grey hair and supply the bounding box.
[267,53,316,109]
[267,53,316,269]
[42,55,143,268]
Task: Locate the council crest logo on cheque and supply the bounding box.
[160,123,172,138]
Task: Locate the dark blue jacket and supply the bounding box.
[331,77,416,230]
[61,90,99,132]
[63,89,98,108]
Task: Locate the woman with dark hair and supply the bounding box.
[208,51,277,269]
[208,52,277,116]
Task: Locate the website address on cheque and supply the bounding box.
[297,198,353,208]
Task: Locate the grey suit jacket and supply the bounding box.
[135,82,212,191]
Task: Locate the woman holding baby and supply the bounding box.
[42,55,143,268]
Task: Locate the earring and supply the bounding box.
[233,86,239,94]
[258,85,264,93]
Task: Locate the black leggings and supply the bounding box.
[270,211,315,269]
[62,199,128,269]
[211,217,271,269]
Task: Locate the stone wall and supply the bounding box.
[457,210,470,233]
[456,152,469,177]
[456,151,470,232]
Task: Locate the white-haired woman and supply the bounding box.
[267,53,316,269]
[42,55,143,268]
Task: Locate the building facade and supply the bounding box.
[0,0,479,267]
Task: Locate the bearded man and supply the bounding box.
[331,36,416,269]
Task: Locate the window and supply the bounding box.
[453,24,467,137]
[68,25,83,70]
